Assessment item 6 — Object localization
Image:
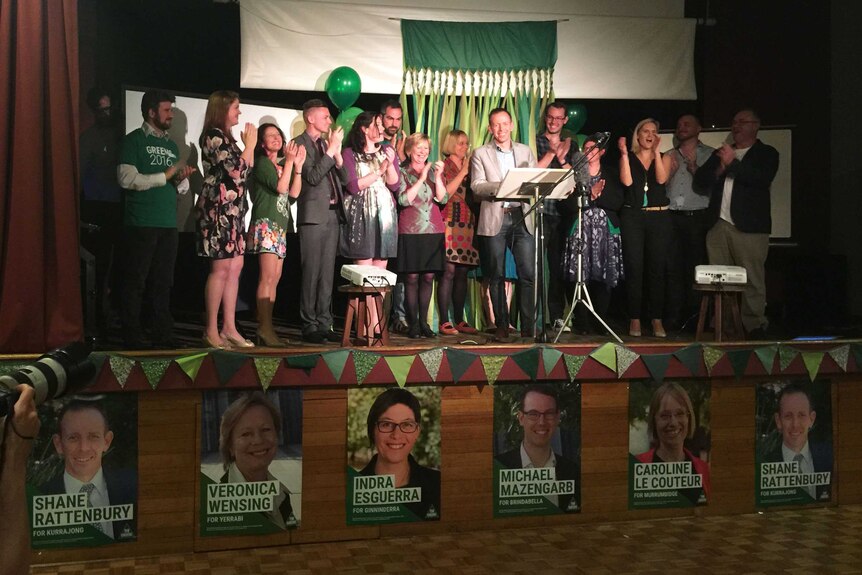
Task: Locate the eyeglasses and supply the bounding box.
[546,115,566,123]
[522,410,560,422]
[376,420,419,433]
[658,410,688,423]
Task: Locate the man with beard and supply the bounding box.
[495,384,579,512]
[536,101,578,332]
[117,90,194,348]
[694,109,778,339]
[665,114,714,330]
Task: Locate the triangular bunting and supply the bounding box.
[383,355,415,388]
[673,344,702,376]
[479,355,506,386]
[88,352,108,382]
[511,347,540,380]
[253,357,283,391]
[175,352,208,383]
[702,346,725,376]
[852,343,862,371]
[590,343,617,374]
[211,350,250,386]
[139,358,171,390]
[541,346,563,376]
[418,348,444,382]
[615,345,639,378]
[352,350,379,384]
[754,345,777,374]
[778,345,798,372]
[828,344,850,372]
[108,355,135,388]
[801,352,824,382]
[727,349,752,379]
[446,348,476,383]
[285,353,319,375]
[321,350,350,382]
[641,353,672,383]
[563,354,587,382]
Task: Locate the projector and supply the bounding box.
[695,265,747,285]
[340,264,397,287]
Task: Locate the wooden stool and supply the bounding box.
[338,285,392,347]
[693,283,746,342]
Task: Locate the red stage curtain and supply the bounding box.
[0,0,82,352]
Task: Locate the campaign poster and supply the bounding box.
[755,380,833,506]
[346,386,441,525]
[26,393,138,548]
[492,382,581,517]
[199,389,302,536]
[628,381,711,509]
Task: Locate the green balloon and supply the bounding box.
[325,66,361,110]
[566,104,587,133]
[575,133,588,150]
[335,107,363,134]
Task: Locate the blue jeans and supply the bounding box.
[480,212,535,332]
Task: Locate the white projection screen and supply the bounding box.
[124,88,302,232]
[659,129,793,239]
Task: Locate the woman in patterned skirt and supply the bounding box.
[247,123,305,347]
[438,130,479,335]
[196,90,257,349]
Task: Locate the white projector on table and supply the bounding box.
[340,264,397,287]
[695,265,747,285]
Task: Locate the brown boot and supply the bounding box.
[256,298,286,347]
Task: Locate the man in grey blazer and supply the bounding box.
[471,108,537,342]
[293,99,348,344]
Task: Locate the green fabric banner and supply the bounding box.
[727,349,752,379]
[641,353,671,383]
[511,347,540,380]
[402,20,557,71]
[673,344,702,376]
[480,355,506,386]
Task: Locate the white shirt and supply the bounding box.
[781,440,816,499]
[495,144,517,208]
[63,467,113,538]
[719,145,751,225]
[519,442,558,507]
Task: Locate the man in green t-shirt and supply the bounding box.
[117,90,194,349]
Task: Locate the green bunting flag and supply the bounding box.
[383,355,415,388]
[211,350,250,386]
[352,350,380,384]
[727,349,752,379]
[852,343,862,371]
[641,353,672,383]
[541,346,563,376]
[322,349,350,382]
[702,346,725,375]
[175,352,208,383]
[479,355,507,386]
[418,348,444,382]
[778,345,798,372]
[446,348,477,383]
[615,345,639,378]
[88,352,108,383]
[673,344,703,376]
[139,358,171,390]
[511,347,540,380]
[109,355,135,388]
[828,344,850,372]
[801,352,824,382]
[754,345,777,374]
[563,354,587,382]
[285,353,319,374]
[590,343,617,374]
[253,357,282,391]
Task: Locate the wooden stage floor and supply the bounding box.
[32,504,862,574]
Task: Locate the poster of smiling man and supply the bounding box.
[628,381,711,509]
[346,386,441,525]
[756,380,833,506]
[199,390,302,536]
[493,382,581,517]
[27,394,138,549]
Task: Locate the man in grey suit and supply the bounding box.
[293,99,348,344]
[471,108,537,342]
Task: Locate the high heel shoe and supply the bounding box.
[220,332,255,348]
[256,330,287,347]
[629,320,642,337]
[202,334,229,349]
[420,323,436,338]
[651,320,667,338]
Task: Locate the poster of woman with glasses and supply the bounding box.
[628,381,711,509]
[493,383,581,517]
[346,386,441,525]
